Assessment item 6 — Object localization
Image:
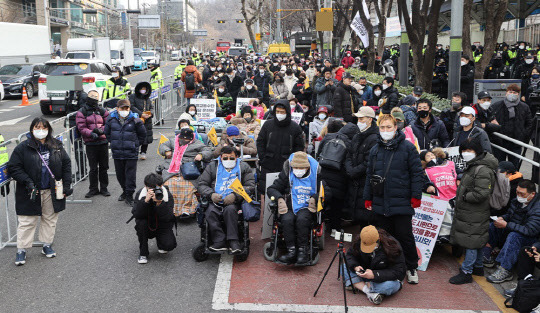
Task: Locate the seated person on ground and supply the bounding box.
[197,146,255,254]
[343,225,406,305]
[230,106,262,139]
[132,173,177,264]
[213,126,257,158]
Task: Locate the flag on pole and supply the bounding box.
[213,89,221,108]
[317,181,324,212]
[230,178,253,203]
[268,84,274,96]
[350,0,370,48]
[305,77,310,89]
[207,127,219,146]
[157,133,168,155]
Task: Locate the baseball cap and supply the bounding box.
[354,106,375,118]
[413,86,424,95]
[317,106,329,113]
[460,106,476,116]
[477,91,492,99]
[117,99,130,108]
[360,225,380,253]
[179,128,194,140]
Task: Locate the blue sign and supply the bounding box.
[161,85,171,94]
[0,164,10,185]
[149,90,158,100]
[173,81,182,89]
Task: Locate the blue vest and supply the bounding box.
[288,154,318,214]
[214,159,241,198]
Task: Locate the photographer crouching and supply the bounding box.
[132,173,177,264]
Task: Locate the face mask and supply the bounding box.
[303,107,308,113]
[189,110,196,116]
[119,110,129,118]
[112,73,119,78]
[293,168,307,177]
[417,110,429,119]
[245,117,252,123]
[452,102,461,110]
[374,90,382,96]
[33,129,48,140]
[318,113,327,120]
[222,159,236,169]
[461,151,476,162]
[179,139,191,146]
[461,61,467,66]
[238,66,243,70]
[382,84,389,90]
[397,121,405,130]
[140,89,147,95]
[525,59,534,64]
[506,93,519,102]
[517,195,530,204]
[380,130,395,141]
[218,88,225,93]
[459,116,472,127]
[246,85,253,90]
[413,96,420,101]
[210,67,216,71]
[479,102,491,110]
[87,97,99,107]
[347,54,351,57]
[292,66,297,70]
[260,71,265,76]
[217,67,222,71]
[427,160,437,167]
[276,113,287,121]
[358,122,368,131]
[533,74,540,79]
[273,63,278,66]
[519,45,525,49]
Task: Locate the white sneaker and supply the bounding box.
[531,304,540,313]
[331,229,337,237]
[366,292,384,305]
[407,269,419,284]
[158,249,168,254]
[138,256,148,264]
[139,153,146,160]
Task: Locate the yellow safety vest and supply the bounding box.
[174,64,186,80]
[102,78,131,100]
[0,134,8,166]
[150,67,164,91]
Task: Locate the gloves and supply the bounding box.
[223,193,236,206]
[365,200,372,210]
[91,133,99,140]
[26,182,35,192]
[211,193,223,204]
[92,128,104,136]
[308,197,316,213]
[278,198,288,215]
[411,198,421,208]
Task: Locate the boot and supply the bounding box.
[278,246,296,264]
[296,246,309,265]
[125,194,134,207]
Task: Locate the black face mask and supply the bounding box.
[417,110,429,118]
[397,121,405,131]
[87,97,99,108]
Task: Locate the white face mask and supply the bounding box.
[210,67,216,71]
[382,84,389,90]
[318,113,327,120]
[275,113,287,121]
[189,110,196,116]
[358,122,368,131]
[293,168,307,177]
[459,116,472,127]
[516,195,530,204]
[461,151,476,162]
[222,159,236,169]
[273,63,278,66]
[119,110,129,118]
[140,89,147,95]
[380,130,395,141]
[218,88,225,93]
[461,61,467,66]
[479,101,491,110]
[33,129,48,140]
[519,45,525,49]
[303,107,308,113]
[112,73,119,78]
[217,67,222,71]
[525,59,533,64]
[246,85,253,90]
[293,66,297,70]
[374,90,382,96]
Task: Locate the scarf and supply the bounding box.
[504,97,519,119]
[168,134,193,174]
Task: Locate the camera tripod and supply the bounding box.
[313,231,356,313]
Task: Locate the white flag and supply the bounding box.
[350,0,370,47]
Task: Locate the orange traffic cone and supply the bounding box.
[20,87,30,106]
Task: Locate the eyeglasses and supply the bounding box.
[222,157,236,161]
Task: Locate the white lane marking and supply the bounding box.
[0,109,14,112]
[0,115,30,126]
[212,255,500,313]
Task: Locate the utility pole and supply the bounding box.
[323,0,332,60]
[276,0,282,43]
[448,0,463,98]
[255,0,260,52]
[137,0,140,47]
[398,0,410,87]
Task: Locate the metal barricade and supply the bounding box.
[0,138,19,250]
[152,75,184,129]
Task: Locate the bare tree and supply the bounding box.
[355,0,376,71]
[240,0,264,52]
[397,0,444,92]
[461,0,474,61]
[373,0,394,60]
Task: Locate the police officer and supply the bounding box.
[512,53,536,80]
[149,63,164,92]
[102,67,131,108]
[0,133,8,197]
[484,53,511,79]
[174,59,187,81]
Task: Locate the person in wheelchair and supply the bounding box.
[213,126,257,158]
[267,151,330,265]
[198,146,255,253]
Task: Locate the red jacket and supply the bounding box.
[335,67,345,81]
[341,56,355,69]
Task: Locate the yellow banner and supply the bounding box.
[213,89,221,108]
[157,134,168,155]
[268,83,274,95]
[317,181,324,212]
[207,127,218,146]
[230,178,253,203]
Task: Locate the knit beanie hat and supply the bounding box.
[226,126,240,137]
[290,152,310,168]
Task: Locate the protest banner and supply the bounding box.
[236,98,255,114]
[291,112,303,125]
[230,178,253,203]
[442,146,466,170]
[413,194,448,271]
[190,98,216,120]
[207,127,218,146]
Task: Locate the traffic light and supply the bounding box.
[217,20,226,23]
[236,19,244,23]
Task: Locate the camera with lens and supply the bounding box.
[153,188,164,201]
[232,138,245,145]
[528,88,540,113]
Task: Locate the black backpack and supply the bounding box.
[185,72,195,90]
[505,277,540,313]
[319,138,347,170]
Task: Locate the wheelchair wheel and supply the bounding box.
[311,251,320,265]
[317,224,326,251]
[192,242,209,262]
[263,241,277,261]
[235,247,250,262]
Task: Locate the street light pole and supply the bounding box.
[276,0,282,43]
[398,0,410,87]
[448,0,463,98]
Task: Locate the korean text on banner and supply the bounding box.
[413,194,448,271]
[190,98,216,120]
[442,146,466,170]
[207,127,218,146]
[236,98,255,114]
[350,1,370,47]
[291,112,303,125]
[230,178,253,203]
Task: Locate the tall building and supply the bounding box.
[156,0,197,32]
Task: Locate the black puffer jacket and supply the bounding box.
[104,111,147,160]
[129,82,154,145]
[363,131,424,216]
[344,122,379,221]
[317,123,359,200]
[132,187,175,227]
[256,100,305,173]
[7,135,72,215]
[380,86,400,114]
[198,160,256,203]
[410,114,450,150]
[332,83,360,123]
[502,195,540,238]
[460,62,475,103]
[489,99,534,144]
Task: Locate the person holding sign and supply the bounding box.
[197,146,255,253]
[230,106,262,139]
[213,126,257,158]
[267,152,330,265]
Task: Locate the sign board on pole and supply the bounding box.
[385,16,401,37]
[138,15,161,29]
[236,97,255,114]
[472,79,521,104]
[192,29,208,36]
[291,112,303,125]
[413,194,449,271]
[190,98,217,120]
[442,146,466,170]
[316,11,333,31]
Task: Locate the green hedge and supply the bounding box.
[346,68,451,113]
